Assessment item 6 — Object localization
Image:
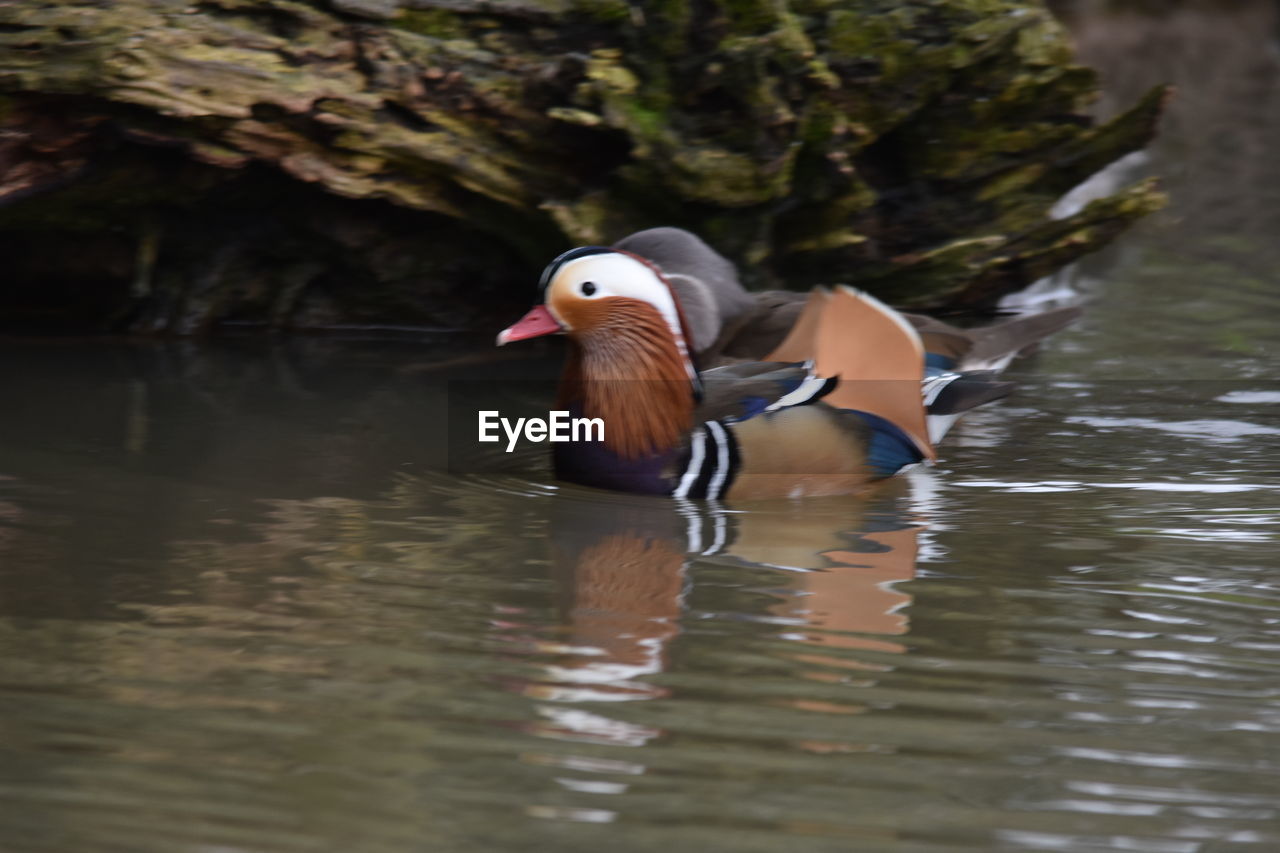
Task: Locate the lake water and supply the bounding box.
[2,5,1279,852]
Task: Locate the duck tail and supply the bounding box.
[925,306,1082,372]
[767,286,934,461]
[965,305,1083,370]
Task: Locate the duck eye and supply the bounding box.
[581,281,597,296]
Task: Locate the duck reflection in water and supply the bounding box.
[513,475,932,747]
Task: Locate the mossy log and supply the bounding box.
[0,0,1165,334]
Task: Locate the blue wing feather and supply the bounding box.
[849,411,926,477]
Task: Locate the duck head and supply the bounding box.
[498,247,702,459]
[498,247,698,377]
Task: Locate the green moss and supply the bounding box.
[668,143,796,206]
[720,0,786,33]
[826,6,935,81]
[641,0,693,56]
[1012,14,1073,66]
[588,51,636,83]
[571,0,631,22]
[542,191,614,244]
[619,100,667,139]
[396,9,464,39]
[976,163,1047,202]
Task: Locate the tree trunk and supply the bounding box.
[0,0,1166,334]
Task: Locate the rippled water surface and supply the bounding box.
[3,7,1280,853]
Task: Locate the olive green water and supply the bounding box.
[2,6,1279,853]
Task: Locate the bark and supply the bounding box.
[0,0,1166,334]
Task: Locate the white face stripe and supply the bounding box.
[548,251,698,384]
[550,253,684,337]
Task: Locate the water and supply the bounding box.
[3,6,1280,853]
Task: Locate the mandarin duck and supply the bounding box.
[497,238,1078,501]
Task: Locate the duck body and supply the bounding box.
[550,363,923,500]
[498,234,1078,501]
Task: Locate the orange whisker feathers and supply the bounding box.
[558,299,696,460]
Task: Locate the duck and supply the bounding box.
[496,238,1078,501]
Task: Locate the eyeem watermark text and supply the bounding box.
[478,410,604,452]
